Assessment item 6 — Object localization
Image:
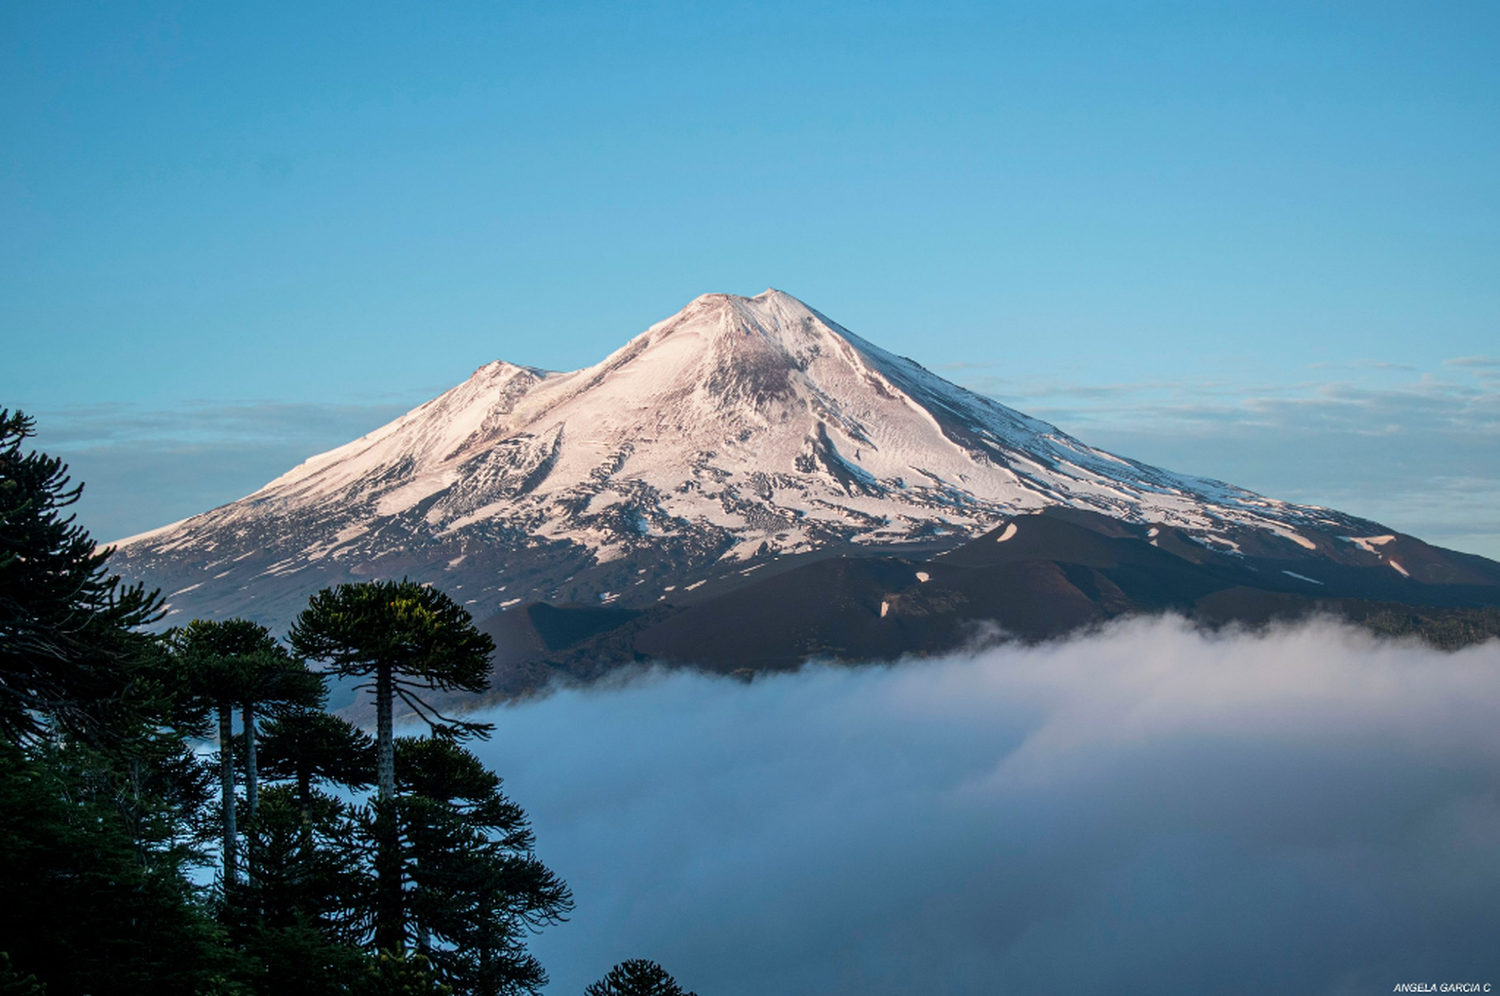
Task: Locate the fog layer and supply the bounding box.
[473,618,1500,995]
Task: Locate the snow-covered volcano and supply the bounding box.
[114,289,1388,626]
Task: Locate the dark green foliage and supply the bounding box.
[0,657,223,994]
[0,737,235,996]
[0,952,45,995]
[392,737,573,996]
[290,581,497,950]
[1351,605,1500,649]
[174,617,324,735]
[288,580,497,743]
[175,619,271,884]
[0,410,234,994]
[259,708,376,817]
[176,619,287,702]
[583,960,697,996]
[243,786,372,937]
[174,618,326,883]
[355,950,453,996]
[233,637,328,818]
[230,787,372,995]
[0,408,163,743]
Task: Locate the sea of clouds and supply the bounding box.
[470,617,1500,995]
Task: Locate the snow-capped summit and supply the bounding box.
[113,288,1395,626]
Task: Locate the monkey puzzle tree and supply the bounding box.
[0,410,245,994]
[584,960,697,996]
[0,408,162,744]
[235,714,377,992]
[236,643,325,823]
[174,617,320,885]
[259,708,376,825]
[393,736,572,996]
[174,619,259,885]
[288,580,496,950]
[231,784,371,995]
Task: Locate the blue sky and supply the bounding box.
[4,2,1497,555]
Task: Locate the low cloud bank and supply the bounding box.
[473,617,1500,995]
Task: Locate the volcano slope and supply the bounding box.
[473,508,1500,696]
[108,290,1500,694]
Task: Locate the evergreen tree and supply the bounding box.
[0,735,239,996]
[232,786,372,996]
[0,953,45,996]
[289,581,496,950]
[174,619,277,885]
[392,737,572,996]
[259,708,376,825]
[583,961,697,996]
[0,409,240,994]
[0,408,162,743]
[236,642,325,822]
[1,412,578,996]
[355,949,452,996]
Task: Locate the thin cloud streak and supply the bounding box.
[477,618,1500,996]
[24,399,419,543]
[28,399,422,446]
[963,361,1500,558]
[1444,356,1500,371]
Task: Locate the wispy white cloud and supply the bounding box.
[1444,355,1500,369]
[960,360,1500,558]
[1308,358,1418,372]
[23,399,419,543]
[477,618,1500,996]
[29,398,423,446]
[1444,356,1500,384]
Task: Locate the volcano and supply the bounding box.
[112,289,1500,678]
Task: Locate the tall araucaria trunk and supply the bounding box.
[297,766,313,824]
[375,665,394,801]
[373,663,402,951]
[242,701,258,821]
[219,701,237,886]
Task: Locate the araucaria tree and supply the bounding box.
[0,410,231,994]
[394,736,572,994]
[259,709,376,825]
[0,408,162,743]
[289,580,496,950]
[236,637,326,822]
[584,960,698,996]
[174,618,322,885]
